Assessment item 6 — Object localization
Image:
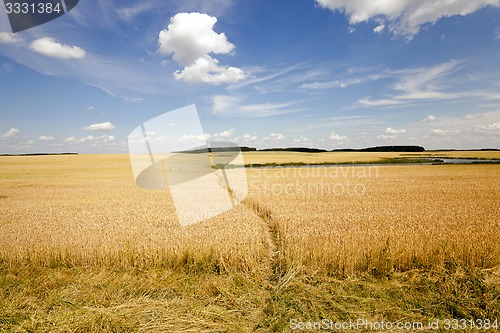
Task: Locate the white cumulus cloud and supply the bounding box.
[63,137,77,143]
[39,135,55,141]
[83,122,115,131]
[316,0,500,38]
[158,12,246,84]
[329,132,349,143]
[77,135,95,143]
[474,122,500,134]
[385,127,406,134]
[374,24,385,33]
[377,127,406,140]
[102,135,115,143]
[1,128,20,138]
[29,37,86,59]
[0,32,22,44]
[263,133,284,142]
[293,136,313,146]
[377,134,396,140]
[270,133,284,141]
[212,129,235,139]
[174,56,246,84]
[64,135,115,143]
[158,12,234,66]
[423,115,437,122]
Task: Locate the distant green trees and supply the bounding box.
[260,145,426,153]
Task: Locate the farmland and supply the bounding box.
[241,150,500,165]
[0,153,499,332]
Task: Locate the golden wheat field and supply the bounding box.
[1,153,498,273]
[246,164,500,275]
[0,154,267,271]
[0,153,499,332]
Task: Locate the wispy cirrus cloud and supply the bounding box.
[228,62,325,96]
[301,75,381,90]
[353,61,500,108]
[212,95,306,117]
[392,61,462,95]
[116,3,156,21]
[0,1,198,101]
[432,129,460,135]
[357,98,404,107]
[0,35,173,100]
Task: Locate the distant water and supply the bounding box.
[431,158,498,164]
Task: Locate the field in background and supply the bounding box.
[1,154,499,332]
[241,150,500,164]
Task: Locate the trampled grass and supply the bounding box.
[0,154,499,332]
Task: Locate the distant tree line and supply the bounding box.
[259,147,328,153]
[259,145,426,153]
[177,145,427,153]
[332,145,425,152]
[0,152,78,156]
[176,146,256,153]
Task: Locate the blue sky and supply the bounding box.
[1,0,500,153]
